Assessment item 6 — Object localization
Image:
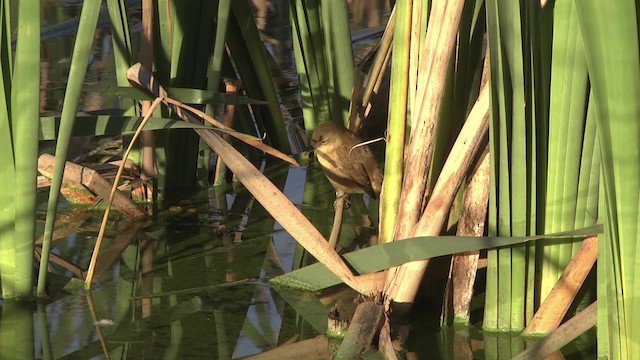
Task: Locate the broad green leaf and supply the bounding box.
[11,0,40,298]
[576,1,640,357]
[0,0,15,297]
[272,225,602,291]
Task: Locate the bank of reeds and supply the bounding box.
[1,0,639,359]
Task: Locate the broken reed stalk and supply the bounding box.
[451,147,490,324]
[384,85,490,310]
[84,97,162,288]
[37,154,145,218]
[334,301,385,359]
[126,63,367,293]
[524,234,598,335]
[378,320,399,360]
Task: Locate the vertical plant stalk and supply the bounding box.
[37,0,102,297]
[576,1,640,357]
[383,0,466,299]
[140,0,157,182]
[391,0,466,242]
[203,0,232,183]
[452,148,489,324]
[322,0,354,125]
[385,85,489,309]
[206,0,231,97]
[540,0,589,304]
[105,0,136,114]
[289,0,330,133]
[378,1,410,244]
[213,79,240,186]
[484,0,539,332]
[407,0,423,125]
[0,0,16,297]
[12,0,40,298]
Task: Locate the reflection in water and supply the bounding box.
[39,2,130,115]
[348,0,383,28]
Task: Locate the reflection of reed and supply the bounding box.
[140,237,158,318]
[89,221,147,282]
[251,0,270,32]
[84,290,111,360]
[40,60,49,114]
[37,304,54,360]
[242,335,330,359]
[347,0,381,27]
[0,302,35,359]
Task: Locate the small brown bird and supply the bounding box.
[311,121,383,199]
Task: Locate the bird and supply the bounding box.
[311,121,383,199]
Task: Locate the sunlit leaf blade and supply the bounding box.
[320,0,354,124]
[289,0,331,132]
[206,0,231,100]
[272,226,602,291]
[105,0,136,115]
[11,0,40,297]
[540,0,591,305]
[485,0,531,331]
[575,1,640,357]
[0,0,15,297]
[379,0,409,244]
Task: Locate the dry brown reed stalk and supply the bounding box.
[384,84,490,310]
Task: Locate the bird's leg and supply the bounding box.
[328,190,347,249]
[334,191,351,209]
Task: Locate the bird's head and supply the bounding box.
[311,121,343,151]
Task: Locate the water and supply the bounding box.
[19,165,320,359]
